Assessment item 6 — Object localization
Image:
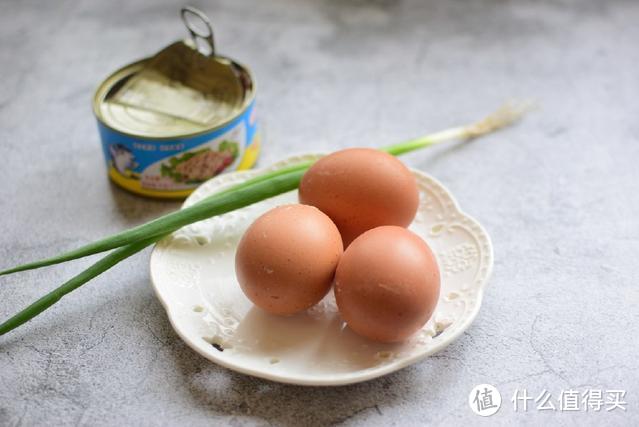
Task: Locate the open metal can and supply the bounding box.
[93,7,260,199]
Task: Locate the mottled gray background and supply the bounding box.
[1,0,638,425]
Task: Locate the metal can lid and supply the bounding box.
[94,7,254,139]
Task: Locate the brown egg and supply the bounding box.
[299,148,419,246]
[235,204,343,315]
[334,226,440,343]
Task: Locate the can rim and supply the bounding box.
[92,54,257,141]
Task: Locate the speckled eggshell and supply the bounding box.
[298,148,419,246]
[235,204,344,315]
[334,226,441,343]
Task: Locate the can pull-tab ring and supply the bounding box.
[181,6,215,56]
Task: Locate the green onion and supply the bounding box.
[0,103,529,336]
[0,161,313,277]
[0,238,159,335]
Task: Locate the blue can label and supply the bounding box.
[97,100,260,198]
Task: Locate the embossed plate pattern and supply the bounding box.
[150,153,493,386]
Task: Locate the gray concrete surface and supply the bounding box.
[1,0,638,425]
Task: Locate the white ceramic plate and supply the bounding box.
[150,153,493,386]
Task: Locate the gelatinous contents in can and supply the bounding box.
[99,41,251,138]
[110,42,246,132]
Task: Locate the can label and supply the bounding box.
[97,100,260,198]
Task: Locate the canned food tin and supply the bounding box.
[93,7,260,199]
